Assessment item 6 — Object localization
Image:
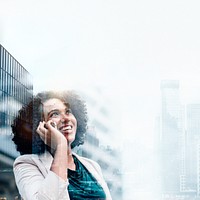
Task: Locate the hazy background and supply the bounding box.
[1,0,200,199]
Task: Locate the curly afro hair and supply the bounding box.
[11,90,88,155]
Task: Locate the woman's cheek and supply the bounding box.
[55,119,62,127]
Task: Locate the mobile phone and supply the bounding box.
[44,122,56,129]
[51,122,56,128]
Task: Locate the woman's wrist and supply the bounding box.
[51,142,68,181]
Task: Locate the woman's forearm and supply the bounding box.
[50,142,68,181]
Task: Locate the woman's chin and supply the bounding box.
[60,130,75,144]
[63,134,75,144]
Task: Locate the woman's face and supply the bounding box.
[42,98,77,144]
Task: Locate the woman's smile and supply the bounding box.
[43,98,77,143]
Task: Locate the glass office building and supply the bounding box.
[0,44,33,199]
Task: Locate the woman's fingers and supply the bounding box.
[37,128,46,143]
[45,120,57,130]
[36,122,49,145]
[36,122,43,136]
[36,120,66,149]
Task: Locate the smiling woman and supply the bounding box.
[11,90,112,200]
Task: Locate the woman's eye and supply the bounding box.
[66,109,72,114]
[50,112,60,118]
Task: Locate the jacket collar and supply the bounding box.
[38,151,101,182]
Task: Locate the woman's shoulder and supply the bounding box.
[13,151,52,168]
[14,154,39,164]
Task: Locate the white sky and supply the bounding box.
[1,0,200,199]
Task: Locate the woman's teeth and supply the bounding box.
[63,125,72,131]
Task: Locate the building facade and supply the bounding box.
[0,44,33,199]
[185,104,200,194]
[160,80,185,195]
[159,80,200,200]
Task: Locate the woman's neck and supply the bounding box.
[67,147,76,170]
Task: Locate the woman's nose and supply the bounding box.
[60,113,70,122]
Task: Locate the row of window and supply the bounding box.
[0,45,33,128]
[0,70,32,104]
[0,112,14,127]
[0,45,32,88]
[0,92,23,117]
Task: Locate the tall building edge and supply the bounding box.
[0,44,33,199]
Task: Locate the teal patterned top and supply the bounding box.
[68,155,106,200]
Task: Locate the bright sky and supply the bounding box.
[1,0,200,199]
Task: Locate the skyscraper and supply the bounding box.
[0,44,33,199]
[160,80,184,195]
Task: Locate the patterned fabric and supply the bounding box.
[68,155,106,200]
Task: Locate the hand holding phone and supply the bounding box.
[44,121,57,129]
[37,120,67,150]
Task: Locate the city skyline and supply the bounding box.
[1,1,200,199]
[122,80,200,200]
[2,43,200,199]
[1,52,200,199]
